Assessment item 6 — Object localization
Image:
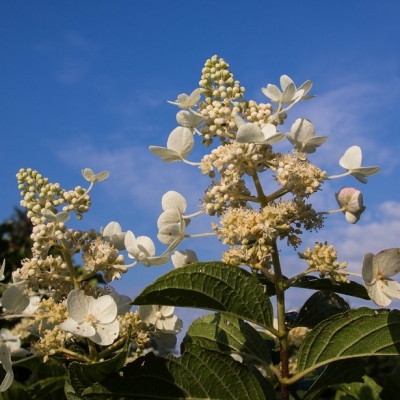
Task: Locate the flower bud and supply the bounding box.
[335,187,366,223]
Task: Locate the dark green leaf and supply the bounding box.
[297,308,400,376]
[293,291,350,329]
[335,375,381,400]
[0,381,32,400]
[380,371,400,400]
[182,313,272,366]
[291,276,369,300]
[303,358,367,400]
[28,376,68,400]
[133,262,274,329]
[64,379,84,400]
[82,345,271,399]
[68,338,129,396]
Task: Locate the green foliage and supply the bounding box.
[133,262,274,331]
[68,345,274,400]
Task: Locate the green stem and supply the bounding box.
[60,240,80,289]
[271,240,290,400]
[87,338,98,361]
[252,170,267,207]
[98,335,128,359]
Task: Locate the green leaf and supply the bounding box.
[380,370,400,399]
[291,276,369,300]
[0,381,32,400]
[82,345,272,399]
[68,338,130,396]
[182,313,272,366]
[293,291,350,329]
[335,375,381,400]
[133,262,274,329]
[297,308,400,376]
[64,379,84,400]
[28,376,68,400]
[303,358,367,400]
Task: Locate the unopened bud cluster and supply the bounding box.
[198,56,276,145]
[272,153,327,197]
[298,242,348,283]
[17,168,91,224]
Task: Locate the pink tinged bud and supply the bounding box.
[335,187,366,224]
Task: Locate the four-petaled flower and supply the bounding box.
[335,187,366,224]
[157,191,189,248]
[286,118,328,153]
[362,248,400,307]
[149,127,194,162]
[60,290,120,345]
[171,249,199,268]
[138,305,183,334]
[167,88,202,109]
[125,231,169,267]
[234,115,285,144]
[261,75,315,105]
[338,146,380,183]
[101,221,126,250]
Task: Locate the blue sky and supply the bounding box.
[1,1,400,321]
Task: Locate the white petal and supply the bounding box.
[138,305,158,322]
[281,82,296,103]
[146,255,170,266]
[162,191,187,213]
[157,209,180,229]
[1,285,29,312]
[124,231,140,257]
[339,146,362,169]
[236,123,264,143]
[374,248,400,277]
[344,211,360,224]
[188,88,202,106]
[149,146,181,162]
[362,253,376,285]
[89,295,118,324]
[158,223,184,245]
[351,166,381,177]
[67,290,89,322]
[102,221,122,237]
[233,115,246,129]
[0,259,5,281]
[167,127,194,159]
[167,93,189,107]
[280,75,294,91]
[90,319,120,346]
[109,292,132,315]
[261,84,282,103]
[261,123,284,143]
[380,279,400,302]
[0,344,13,392]
[297,80,313,96]
[307,136,328,147]
[160,306,175,317]
[159,316,183,334]
[60,318,96,337]
[291,118,315,142]
[176,110,205,128]
[91,171,109,182]
[365,282,392,307]
[136,236,156,257]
